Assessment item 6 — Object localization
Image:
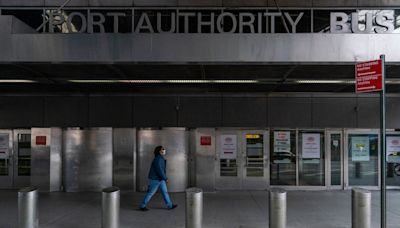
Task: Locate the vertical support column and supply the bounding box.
[102,187,120,228]
[18,187,39,228]
[352,188,371,228]
[269,188,287,228]
[380,54,387,228]
[186,188,203,228]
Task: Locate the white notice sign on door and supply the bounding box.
[220,135,237,159]
[387,136,400,163]
[302,133,321,159]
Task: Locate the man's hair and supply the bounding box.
[154,145,163,157]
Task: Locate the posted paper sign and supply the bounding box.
[274,131,291,153]
[220,135,237,159]
[0,134,9,159]
[387,136,400,163]
[351,136,370,161]
[302,134,321,159]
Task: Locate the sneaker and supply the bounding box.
[168,204,178,210]
[139,207,149,211]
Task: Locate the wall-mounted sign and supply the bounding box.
[220,135,237,159]
[351,136,370,161]
[3,8,400,34]
[0,134,9,159]
[200,136,212,146]
[302,133,321,159]
[274,131,291,153]
[35,136,47,145]
[387,136,400,163]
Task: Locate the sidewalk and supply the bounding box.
[0,190,399,228]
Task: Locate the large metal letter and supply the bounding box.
[197,12,215,33]
[265,12,281,33]
[284,12,304,33]
[67,12,87,33]
[48,11,65,33]
[216,12,237,33]
[330,12,350,33]
[239,12,255,33]
[374,13,394,34]
[135,12,154,33]
[88,12,105,33]
[179,12,195,33]
[157,12,176,33]
[107,12,126,33]
[351,12,373,34]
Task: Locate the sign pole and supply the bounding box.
[380,54,386,228]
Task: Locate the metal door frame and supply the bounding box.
[0,129,13,189]
[215,129,243,190]
[385,129,400,190]
[13,129,31,188]
[269,128,299,190]
[344,129,380,190]
[297,129,328,190]
[241,129,269,190]
[326,129,344,190]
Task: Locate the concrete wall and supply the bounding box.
[1,0,400,7]
[0,94,398,129]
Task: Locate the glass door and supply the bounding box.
[241,131,269,190]
[327,131,343,189]
[0,130,13,189]
[345,130,379,189]
[13,130,31,188]
[215,130,241,190]
[386,132,400,188]
[270,130,297,186]
[298,131,325,186]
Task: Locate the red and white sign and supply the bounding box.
[200,136,212,146]
[356,60,383,93]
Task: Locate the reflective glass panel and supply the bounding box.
[270,130,296,185]
[331,134,342,186]
[245,134,264,177]
[386,135,400,186]
[299,132,325,186]
[348,134,378,186]
[18,134,31,176]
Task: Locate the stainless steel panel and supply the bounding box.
[63,128,112,192]
[0,129,13,189]
[13,129,31,188]
[5,32,400,63]
[137,128,188,192]
[113,128,136,191]
[192,128,215,192]
[312,97,357,128]
[31,128,62,192]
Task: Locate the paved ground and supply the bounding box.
[1,189,400,228]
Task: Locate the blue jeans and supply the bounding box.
[140,179,173,209]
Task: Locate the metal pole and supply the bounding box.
[269,188,287,228]
[352,188,371,228]
[186,188,203,228]
[18,187,39,228]
[380,54,386,228]
[102,187,120,228]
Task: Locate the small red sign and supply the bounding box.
[36,136,46,145]
[200,136,212,146]
[356,60,383,93]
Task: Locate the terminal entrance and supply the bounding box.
[0,129,31,189]
[216,130,269,190]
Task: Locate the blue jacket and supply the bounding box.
[148,155,168,181]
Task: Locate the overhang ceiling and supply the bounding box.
[0,63,399,94]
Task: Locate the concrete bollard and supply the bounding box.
[102,187,120,228]
[352,188,371,228]
[269,188,287,228]
[186,188,203,228]
[18,187,39,228]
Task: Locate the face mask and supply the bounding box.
[161,149,166,155]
